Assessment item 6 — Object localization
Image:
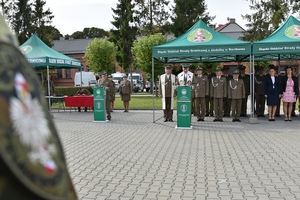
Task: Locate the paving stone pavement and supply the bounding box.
[53,109,300,200]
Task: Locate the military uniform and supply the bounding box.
[254,70,265,117]
[239,66,250,116]
[193,68,209,121]
[204,67,216,116]
[99,75,114,120]
[119,77,132,112]
[222,68,233,117]
[0,14,77,199]
[189,66,196,115]
[228,72,245,122]
[159,66,177,121]
[210,68,227,121]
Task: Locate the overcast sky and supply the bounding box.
[46,0,252,35]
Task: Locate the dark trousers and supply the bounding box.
[106,98,111,119]
[78,107,87,112]
[241,95,248,116]
[231,99,242,120]
[191,97,195,114]
[275,97,281,116]
[195,97,206,119]
[163,97,173,120]
[223,98,231,116]
[214,98,223,120]
[206,96,214,115]
[255,94,265,116]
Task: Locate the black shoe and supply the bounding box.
[164,119,168,122]
[197,119,201,122]
[219,119,223,122]
[201,119,204,121]
[169,119,174,122]
[236,119,241,122]
[107,117,111,121]
[232,119,236,122]
[205,114,209,117]
[213,119,218,122]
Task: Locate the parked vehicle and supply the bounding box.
[74,71,96,87]
[128,73,144,92]
[111,72,126,92]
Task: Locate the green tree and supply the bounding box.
[131,33,169,90]
[134,0,171,35]
[83,38,117,74]
[70,28,109,39]
[111,0,137,72]
[171,0,214,37]
[2,0,54,45]
[242,0,300,42]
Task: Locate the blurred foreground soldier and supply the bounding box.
[254,66,266,117]
[211,67,227,122]
[0,14,77,199]
[108,75,116,112]
[159,65,177,122]
[204,65,215,116]
[228,70,245,122]
[222,66,233,117]
[119,75,132,112]
[99,72,114,120]
[75,87,91,112]
[238,65,250,117]
[194,67,209,121]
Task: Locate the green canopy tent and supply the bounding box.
[19,34,82,110]
[253,16,300,61]
[151,19,253,122]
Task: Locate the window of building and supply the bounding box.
[57,69,62,78]
[65,69,71,78]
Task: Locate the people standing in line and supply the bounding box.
[204,65,216,117]
[280,66,299,121]
[264,65,282,121]
[159,65,177,122]
[210,67,227,122]
[221,66,233,117]
[189,65,196,116]
[75,87,91,112]
[193,67,209,122]
[254,66,266,117]
[119,75,132,112]
[108,75,116,112]
[98,72,114,120]
[238,65,250,117]
[228,70,245,122]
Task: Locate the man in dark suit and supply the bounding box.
[254,66,266,117]
[238,65,250,117]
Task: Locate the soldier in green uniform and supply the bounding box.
[254,66,266,117]
[221,66,233,117]
[210,67,227,122]
[189,65,196,116]
[238,65,250,117]
[108,75,116,112]
[119,75,132,112]
[98,72,114,120]
[228,70,245,122]
[204,65,216,116]
[193,67,209,121]
[0,14,77,199]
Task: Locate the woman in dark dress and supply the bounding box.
[264,65,282,121]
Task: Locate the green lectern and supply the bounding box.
[176,86,192,129]
[93,87,107,122]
